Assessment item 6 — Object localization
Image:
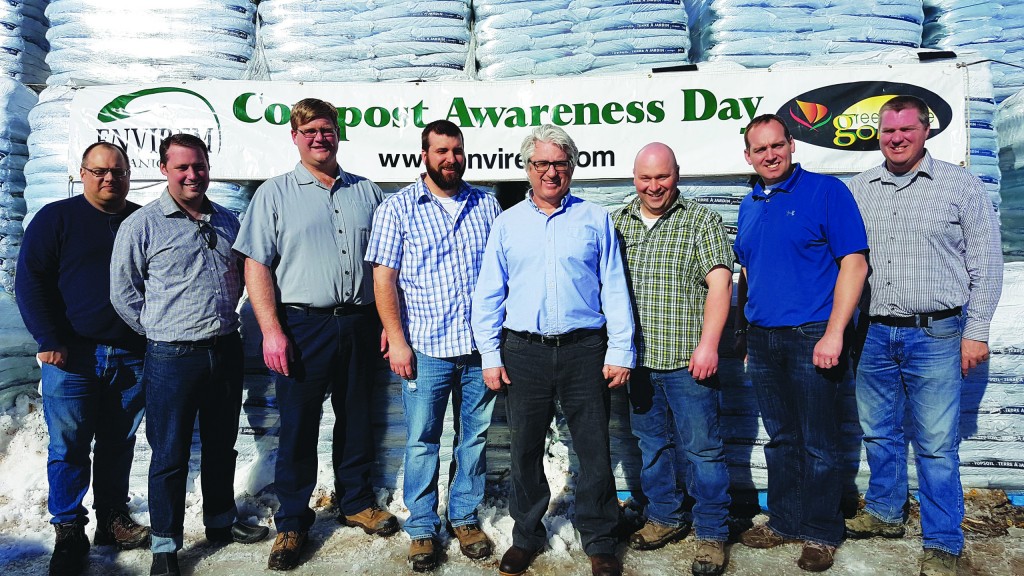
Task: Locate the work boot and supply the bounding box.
[341,504,399,536]
[267,530,308,571]
[50,521,89,576]
[149,552,180,576]
[919,549,958,576]
[845,509,905,539]
[452,523,492,559]
[94,509,150,550]
[628,520,688,551]
[739,523,799,549]
[691,540,726,576]
[797,542,836,572]
[408,537,437,572]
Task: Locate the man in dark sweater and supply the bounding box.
[16,142,150,576]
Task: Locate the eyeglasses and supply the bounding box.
[295,128,337,140]
[528,160,571,173]
[82,167,130,179]
[196,220,217,250]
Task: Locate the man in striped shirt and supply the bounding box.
[846,95,1003,576]
[366,120,501,572]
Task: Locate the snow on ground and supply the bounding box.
[1,394,1022,575]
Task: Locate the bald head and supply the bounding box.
[633,142,680,218]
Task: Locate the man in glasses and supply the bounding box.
[365,120,501,572]
[16,142,149,576]
[472,125,634,576]
[233,98,394,571]
[111,133,268,576]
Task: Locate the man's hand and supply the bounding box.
[37,346,68,369]
[386,339,416,380]
[961,338,990,376]
[263,329,293,377]
[603,364,630,389]
[813,331,843,369]
[688,342,719,381]
[483,367,511,391]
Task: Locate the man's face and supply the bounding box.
[633,146,679,217]
[80,146,130,210]
[527,140,574,207]
[160,144,210,206]
[292,116,339,168]
[422,132,466,191]
[879,108,929,174]
[744,120,795,186]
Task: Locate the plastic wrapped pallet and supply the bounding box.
[256,0,472,82]
[685,0,923,67]
[44,0,257,86]
[474,0,690,80]
[0,0,49,86]
[996,88,1024,261]
[0,78,36,296]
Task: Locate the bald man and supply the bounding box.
[611,143,734,576]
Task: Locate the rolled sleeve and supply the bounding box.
[364,200,403,269]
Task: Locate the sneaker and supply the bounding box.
[691,540,726,576]
[919,549,958,576]
[408,537,437,572]
[342,504,399,536]
[628,520,688,551]
[797,542,836,572]
[738,524,799,549]
[95,509,151,550]
[50,521,89,576]
[452,523,492,560]
[267,530,308,571]
[845,509,905,539]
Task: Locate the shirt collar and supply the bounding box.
[158,188,219,220]
[626,189,684,220]
[293,161,346,188]
[752,163,804,201]
[415,174,471,203]
[876,149,935,185]
[527,189,574,215]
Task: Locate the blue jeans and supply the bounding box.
[402,350,495,539]
[272,307,377,533]
[628,368,730,541]
[747,321,844,547]
[144,334,243,553]
[502,329,619,556]
[854,315,964,555]
[42,342,145,525]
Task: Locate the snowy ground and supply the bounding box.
[1,394,1022,576]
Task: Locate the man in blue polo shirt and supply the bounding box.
[733,114,868,573]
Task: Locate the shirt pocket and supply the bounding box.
[565,224,600,263]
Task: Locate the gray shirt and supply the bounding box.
[849,151,1003,342]
[233,162,384,307]
[111,189,243,342]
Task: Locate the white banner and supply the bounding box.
[68,63,969,182]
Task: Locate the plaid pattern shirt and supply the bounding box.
[612,194,733,370]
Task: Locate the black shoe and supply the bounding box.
[499,546,537,576]
[95,509,151,550]
[150,552,180,576]
[206,521,270,544]
[50,521,89,576]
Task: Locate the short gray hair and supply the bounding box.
[520,124,579,172]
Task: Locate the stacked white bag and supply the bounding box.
[923,0,1024,103]
[995,89,1024,261]
[256,0,473,82]
[685,0,924,67]
[474,0,690,80]
[0,0,48,86]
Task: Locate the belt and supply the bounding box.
[505,327,605,347]
[867,306,961,328]
[283,303,372,316]
[163,332,238,348]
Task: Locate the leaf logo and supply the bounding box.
[790,100,831,130]
[97,87,222,150]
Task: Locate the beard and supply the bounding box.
[425,159,465,190]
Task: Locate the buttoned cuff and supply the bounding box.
[604,348,635,369]
[481,350,503,370]
[963,319,990,343]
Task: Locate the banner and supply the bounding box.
[68,63,969,182]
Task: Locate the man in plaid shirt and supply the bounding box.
[612,143,734,576]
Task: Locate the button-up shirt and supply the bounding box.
[232,162,384,307]
[111,189,242,342]
[850,151,1003,341]
[472,191,636,370]
[612,194,733,370]
[365,176,501,358]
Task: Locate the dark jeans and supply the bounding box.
[502,330,619,556]
[41,341,145,524]
[747,321,844,547]
[272,307,377,532]
[145,333,243,553]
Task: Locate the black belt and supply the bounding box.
[283,303,372,316]
[867,306,961,328]
[505,327,605,347]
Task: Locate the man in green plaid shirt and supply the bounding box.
[612,143,734,576]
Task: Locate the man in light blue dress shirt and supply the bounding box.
[472,125,635,576]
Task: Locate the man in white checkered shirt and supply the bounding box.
[846,95,1003,576]
[365,120,502,573]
